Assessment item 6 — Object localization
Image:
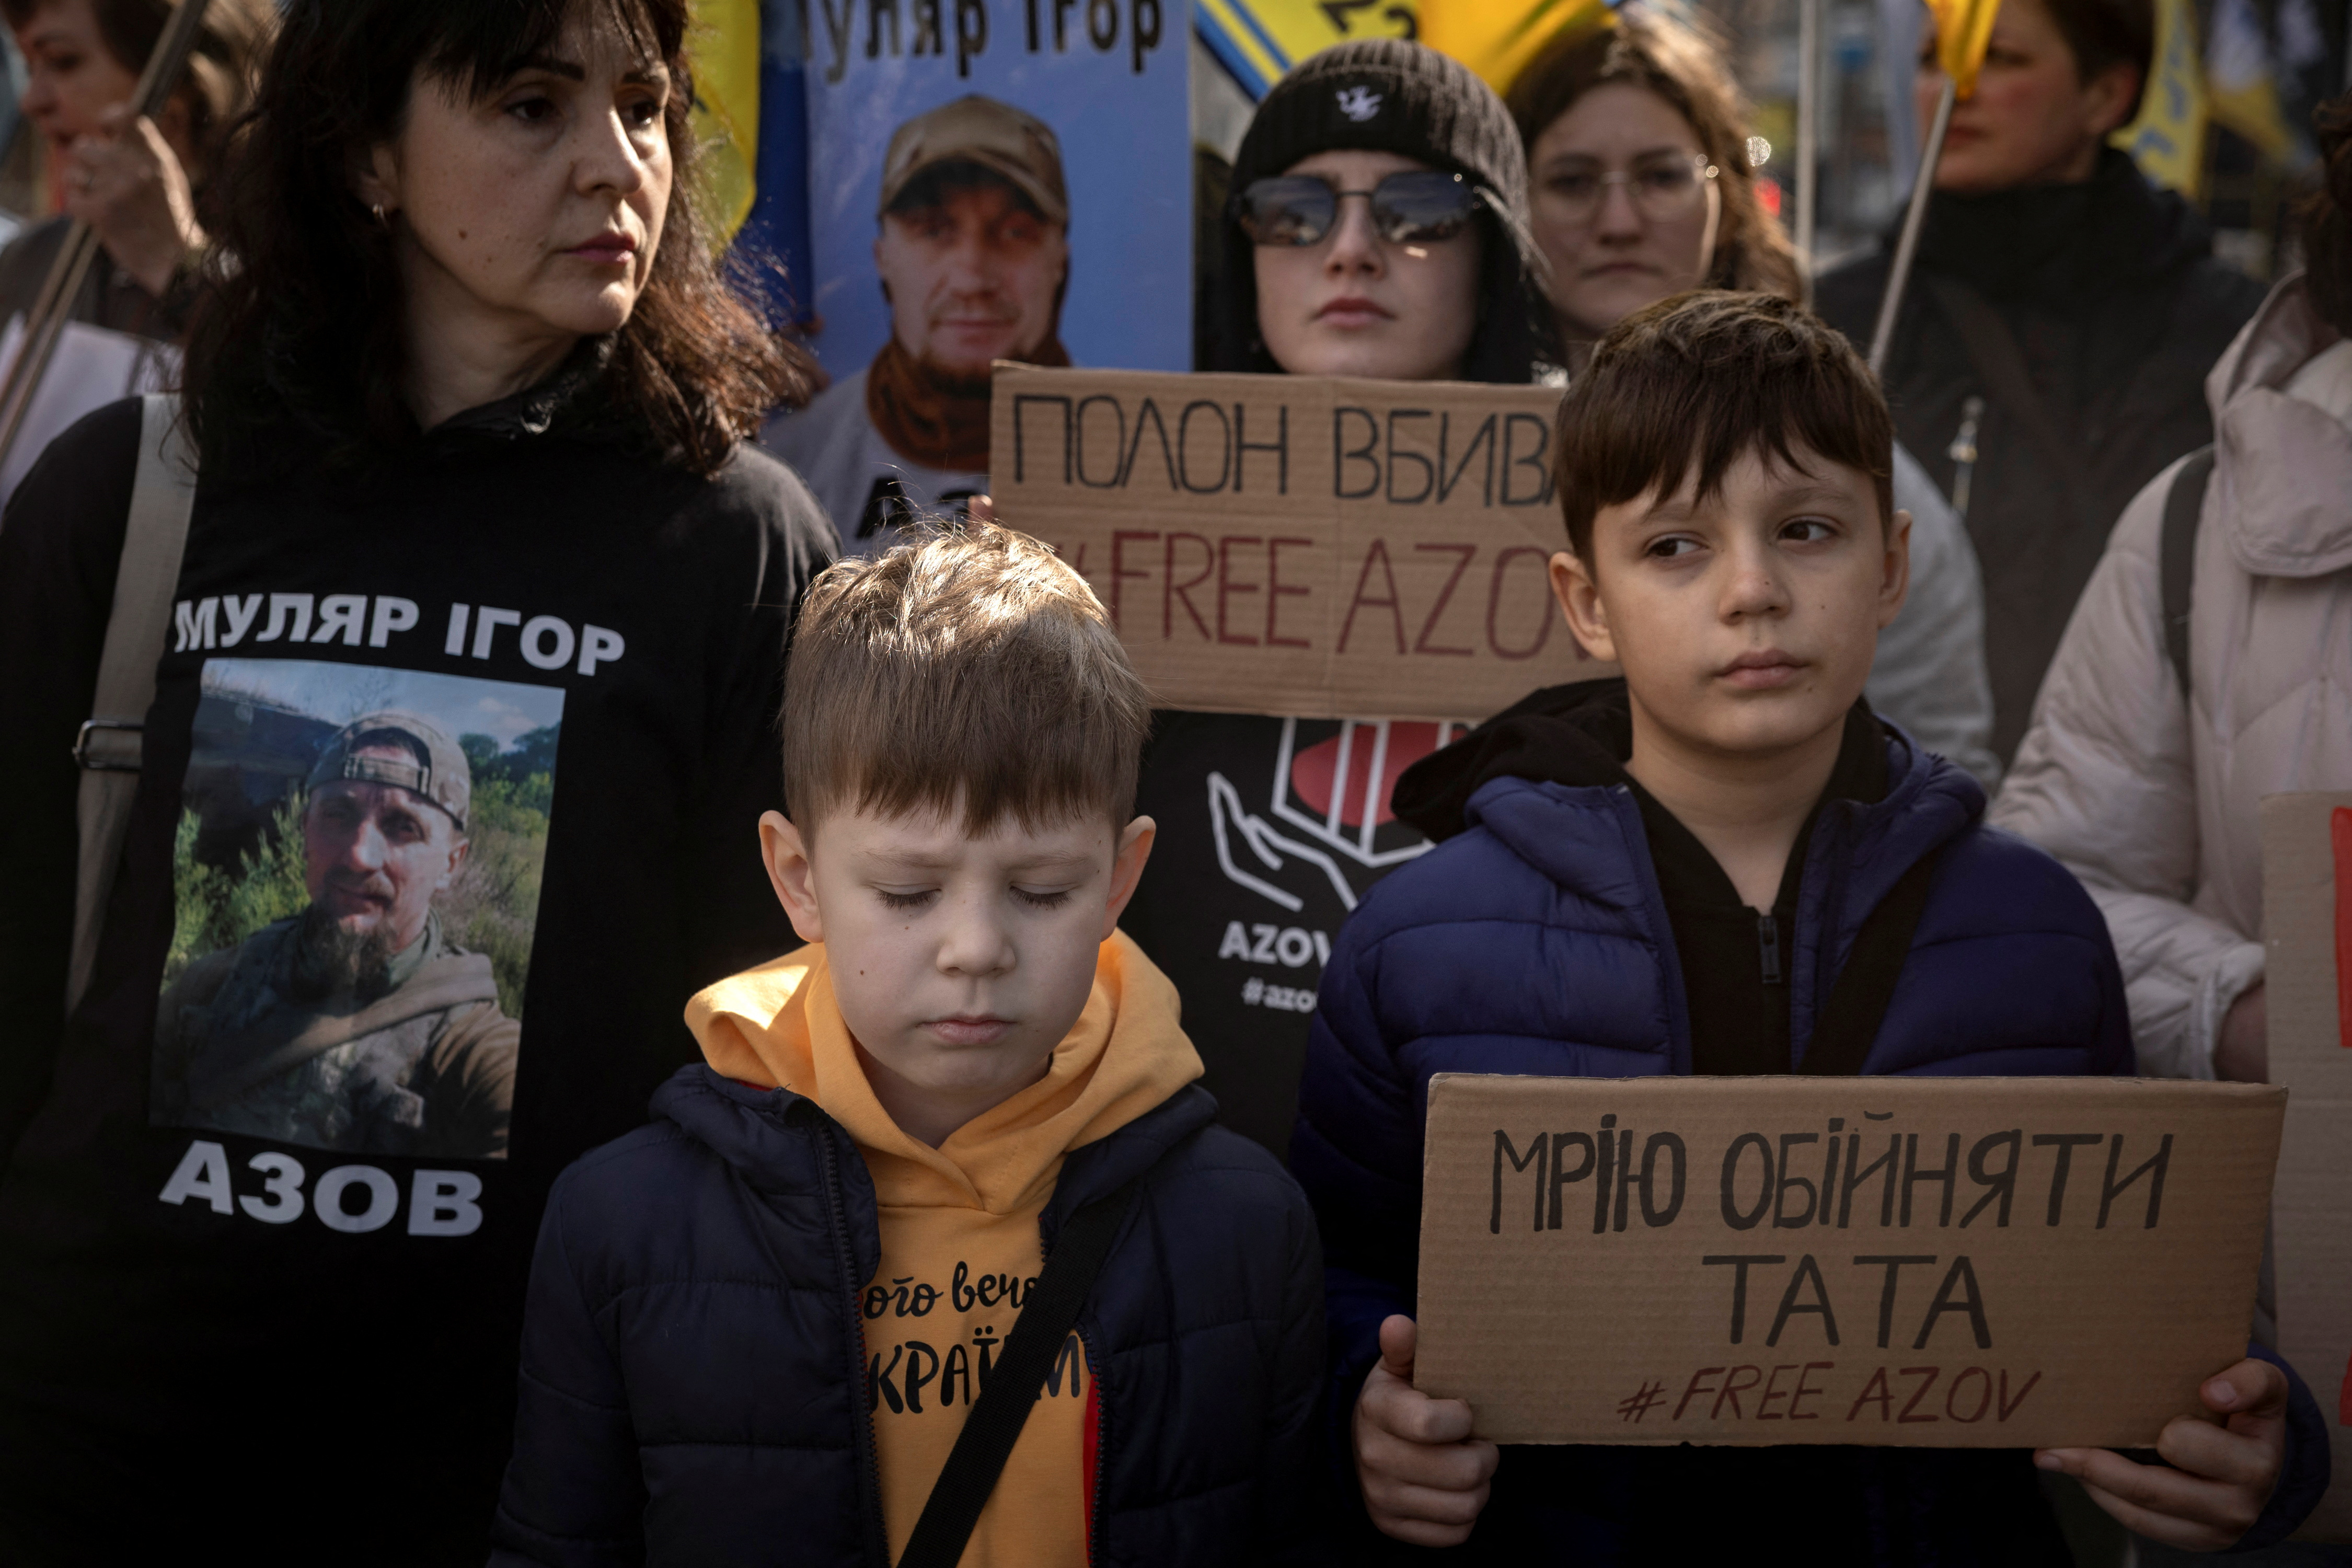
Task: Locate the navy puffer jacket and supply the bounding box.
[490,1067,1325,1566]
[1295,723,2327,1559]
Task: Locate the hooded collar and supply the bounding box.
[683,931,1203,1216]
[421,336,614,451]
[2204,273,2352,580]
[1910,146,2211,306]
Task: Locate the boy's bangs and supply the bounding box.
[421,0,677,102]
[1557,292,1895,555]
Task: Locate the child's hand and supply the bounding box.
[2035,1357,2288,1550]
[1353,1314,1499,1547]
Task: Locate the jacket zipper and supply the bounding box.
[813,1116,890,1566]
[1757,913,1784,986]
[1081,1319,1108,1567]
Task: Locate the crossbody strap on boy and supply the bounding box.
[67,391,196,1013]
[1796,848,1945,1077]
[896,1177,1143,1568]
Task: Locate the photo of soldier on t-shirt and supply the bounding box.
[149,660,563,1162]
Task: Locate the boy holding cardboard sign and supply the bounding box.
[1292,294,2328,1558]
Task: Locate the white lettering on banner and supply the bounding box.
[259,592,313,642]
[173,596,217,652]
[1240,977,1316,1013]
[1216,919,1331,971]
[577,624,624,676]
[158,1138,233,1212]
[519,614,574,671]
[220,593,263,647]
[314,1166,400,1232]
[309,593,367,647]
[158,1140,486,1237]
[368,596,420,648]
[240,1151,305,1223]
[408,1170,485,1237]
[175,594,626,675]
[471,605,523,659]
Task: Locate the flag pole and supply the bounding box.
[1867,73,1955,377]
[1796,0,1822,307]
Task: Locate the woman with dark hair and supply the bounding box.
[1507,7,1796,347]
[1119,40,1546,1159]
[1815,0,2266,765]
[1204,39,1543,383]
[0,0,832,1559]
[1507,8,2001,787]
[1996,93,2352,1097]
[0,0,275,338]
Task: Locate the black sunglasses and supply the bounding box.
[1232,171,1481,248]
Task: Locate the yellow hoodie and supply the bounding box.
[686,930,1202,1568]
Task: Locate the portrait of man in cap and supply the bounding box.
[152,711,518,1162]
[766,94,1071,555]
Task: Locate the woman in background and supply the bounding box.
[1509,8,2000,786]
[0,0,275,339]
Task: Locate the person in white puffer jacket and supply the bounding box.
[1991,103,2352,1083]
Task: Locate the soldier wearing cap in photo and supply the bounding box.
[151,712,518,1162]
[765,94,1073,554]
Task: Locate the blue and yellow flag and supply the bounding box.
[1922,0,2002,99]
[1420,0,1617,95]
[2206,0,2298,164]
[689,0,762,242]
[1195,0,1419,99]
[2115,0,2207,195]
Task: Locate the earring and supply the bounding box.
[370,203,389,229]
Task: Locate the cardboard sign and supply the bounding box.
[988,364,1611,720]
[2263,791,2352,1541]
[1414,1074,2284,1448]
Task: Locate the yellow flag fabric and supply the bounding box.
[689,0,760,242]
[1419,0,1615,95]
[2205,0,2297,163]
[2115,0,2207,195]
[1195,0,1420,99]
[1923,0,2002,100]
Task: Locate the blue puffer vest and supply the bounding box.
[490,1067,1325,1567]
[1295,728,2324,1560]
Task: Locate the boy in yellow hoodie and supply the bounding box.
[489,524,1326,1568]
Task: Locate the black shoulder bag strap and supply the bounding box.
[896,1177,1143,1568]
[2160,445,2215,700]
[1797,848,1946,1077]
[1918,274,2103,534]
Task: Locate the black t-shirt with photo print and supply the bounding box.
[0,393,832,1563]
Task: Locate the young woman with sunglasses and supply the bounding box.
[1507,8,2001,788]
[1119,40,1544,1162]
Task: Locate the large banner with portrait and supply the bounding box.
[767,0,1191,550]
[152,659,563,1164]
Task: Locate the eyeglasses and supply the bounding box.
[1537,153,1719,224]
[1232,171,1482,248]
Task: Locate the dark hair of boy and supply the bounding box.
[1554,291,1894,563]
[781,521,1152,834]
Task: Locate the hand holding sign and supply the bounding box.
[2035,1356,2288,1549]
[1353,1313,1498,1547]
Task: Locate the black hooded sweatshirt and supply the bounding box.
[0,382,832,1564]
[1815,147,2264,759]
[1391,678,1888,1076]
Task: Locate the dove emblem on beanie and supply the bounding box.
[1334,85,1382,121]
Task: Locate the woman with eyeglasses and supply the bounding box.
[1505,8,2000,788]
[1117,40,1544,1165]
